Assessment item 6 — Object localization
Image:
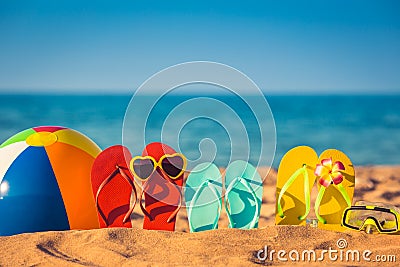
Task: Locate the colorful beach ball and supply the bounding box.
[0,126,102,236]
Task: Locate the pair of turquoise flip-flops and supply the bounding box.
[184,160,263,232]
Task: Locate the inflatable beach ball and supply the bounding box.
[0,126,102,236]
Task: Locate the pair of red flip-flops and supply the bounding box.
[90,142,184,231]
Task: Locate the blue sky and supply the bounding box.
[0,0,399,93]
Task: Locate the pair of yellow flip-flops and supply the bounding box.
[275,146,355,229]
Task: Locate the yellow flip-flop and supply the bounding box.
[314,149,355,228]
[275,146,318,225]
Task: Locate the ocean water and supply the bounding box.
[0,94,399,168]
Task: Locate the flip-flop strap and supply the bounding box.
[337,183,352,207]
[117,166,138,224]
[96,169,119,226]
[277,165,310,220]
[187,180,222,232]
[314,186,326,224]
[139,181,153,221]
[96,166,137,227]
[314,183,352,224]
[166,186,182,223]
[225,177,260,229]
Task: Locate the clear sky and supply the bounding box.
[0,0,399,94]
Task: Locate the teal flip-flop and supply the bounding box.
[224,160,263,229]
[184,162,222,232]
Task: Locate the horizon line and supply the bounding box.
[0,90,399,97]
[0,87,399,96]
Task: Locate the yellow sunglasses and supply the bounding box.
[129,153,187,180]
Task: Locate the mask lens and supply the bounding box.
[346,208,397,231]
[345,209,365,229]
[133,158,154,180]
[161,155,184,178]
[378,211,397,231]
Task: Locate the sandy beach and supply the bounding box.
[1,165,400,266]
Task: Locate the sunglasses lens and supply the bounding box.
[133,158,154,179]
[161,155,184,178]
[345,208,397,231]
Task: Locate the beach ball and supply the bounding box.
[0,126,102,236]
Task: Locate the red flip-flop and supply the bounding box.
[134,142,184,231]
[91,145,137,228]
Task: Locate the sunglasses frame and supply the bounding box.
[129,153,187,181]
[342,205,400,233]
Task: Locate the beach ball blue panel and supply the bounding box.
[0,146,69,236]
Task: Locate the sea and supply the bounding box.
[0,94,399,169]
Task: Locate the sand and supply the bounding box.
[1,165,400,266]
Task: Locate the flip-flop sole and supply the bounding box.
[141,142,183,231]
[142,176,183,231]
[275,146,318,225]
[225,160,263,229]
[91,145,134,228]
[317,149,355,226]
[185,162,222,232]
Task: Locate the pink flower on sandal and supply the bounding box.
[314,158,345,187]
